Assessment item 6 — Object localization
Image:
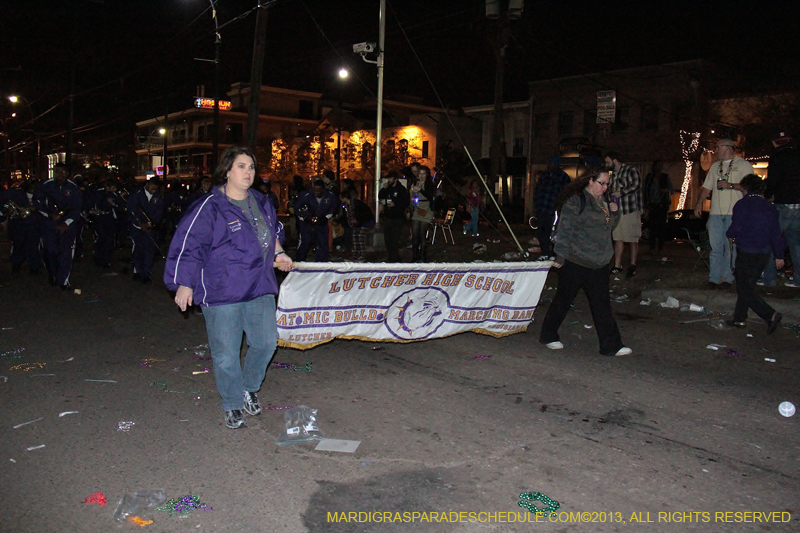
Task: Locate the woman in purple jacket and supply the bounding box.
[164,146,293,429]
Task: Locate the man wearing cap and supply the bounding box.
[693,139,754,290]
[605,152,642,279]
[763,129,800,288]
[534,155,570,260]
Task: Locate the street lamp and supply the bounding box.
[337,68,349,180]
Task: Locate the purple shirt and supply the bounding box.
[726,194,785,258]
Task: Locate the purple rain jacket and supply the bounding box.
[164,187,285,307]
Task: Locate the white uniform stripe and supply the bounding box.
[173,195,214,285]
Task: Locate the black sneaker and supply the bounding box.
[48,274,58,286]
[767,312,782,335]
[626,265,637,279]
[224,409,247,429]
[243,391,262,416]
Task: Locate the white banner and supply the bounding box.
[596,90,616,124]
[277,262,550,350]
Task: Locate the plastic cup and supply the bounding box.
[779,401,796,417]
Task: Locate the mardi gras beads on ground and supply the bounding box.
[518,492,560,516]
[155,495,212,517]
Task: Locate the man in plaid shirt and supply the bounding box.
[605,152,642,278]
[534,155,571,260]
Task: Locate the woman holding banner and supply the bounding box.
[538,170,632,357]
[164,146,293,429]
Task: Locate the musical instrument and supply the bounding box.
[2,200,34,219]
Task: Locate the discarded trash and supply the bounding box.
[13,417,44,429]
[30,373,55,377]
[85,379,117,383]
[315,439,361,453]
[84,492,107,506]
[371,346,383,351]
[112,490,167,524]
[518,492,560,516]
[706,344,726,350]
[0,376,7,383]
[746,333,754,338]
[472,243,487,254]
[0,347,25,359]
[118,421,135,432]
[709,319,731,330]
[272,361,312,372]
[502,251,521,260]
[264,405,293,410]
[276,405,323,446]
[59,357,74,362]
[568,320,580,325]
[73,289,81,295]
[191,369,209,375]
[127,516,153,527]
[639,298,651,306]
[688,303,705,312]
[764,358,776,363]
[473,355,491,359]
[9,362,45,372]
[779,401,796,417]
[140,358,165,367]
[150,381,200,394]
[58,411,79,417]
[26,444,46,451]
[613,294,629,303]
[584,324,593,329]
[726,348,745,358]
[9,458,16,462]
[680,318,710,324]
[1,327,13,330]
[155,495,212,517]
[660,297,680,308]
[661,256,668,262]
[782,323,800,333]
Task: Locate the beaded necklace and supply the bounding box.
[223,184,270,250]
[717,158,734,182]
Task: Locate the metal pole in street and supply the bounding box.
[373,0,386,225]
[211,0,221,173]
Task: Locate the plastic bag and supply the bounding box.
[275,405,323,446]
[112,489,167,523]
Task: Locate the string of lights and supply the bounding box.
[677,130,701,210]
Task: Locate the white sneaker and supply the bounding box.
[546,341,564,350]
[615,347,632,356]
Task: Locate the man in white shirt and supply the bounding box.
[693,139,754,290]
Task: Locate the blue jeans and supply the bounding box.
[463,206,479,236]
[762,205,800,285]
[202,294,278,411]
[707,214,735,284]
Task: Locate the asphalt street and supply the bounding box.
[1,228,799,532]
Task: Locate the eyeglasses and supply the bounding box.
[594,180,610,187]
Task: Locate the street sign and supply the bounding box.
[156,165,169,176]
[596,90,616,124]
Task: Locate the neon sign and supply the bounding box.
[195,98,231,111]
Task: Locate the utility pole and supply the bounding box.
[246,4,268,151]
[205,0,221,174]
[487,0,523,208]
[373,0,386,224]
[163,98,168,181]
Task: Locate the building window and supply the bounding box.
[640,105,659,132]
[422,140,429,158]
[512,137,524,156]
[397,139,409,166]
[361,142,373,166]
[225,123,243,144]
[535,113,551,138]
[558,111,574,136]
[299,100,314,119]
[612,107,630,133]
[197,125,206,142]
[583,110,597,136]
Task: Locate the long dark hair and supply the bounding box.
[554,171,601,211]
[214,146,258,182]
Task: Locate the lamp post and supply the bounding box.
[9,95,39,180]
[337,67,348,180]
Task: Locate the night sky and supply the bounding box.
[2,0,800,152]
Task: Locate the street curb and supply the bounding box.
[640,288,800,323]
